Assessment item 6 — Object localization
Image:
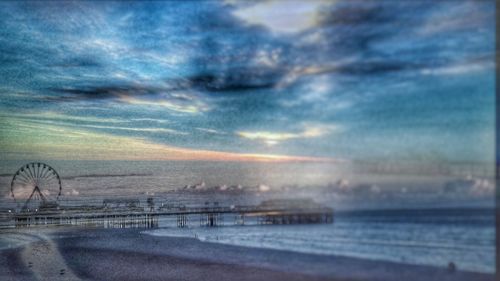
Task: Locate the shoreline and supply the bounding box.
[142,225,495,274]
[0,227,495,281]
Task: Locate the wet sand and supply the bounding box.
[0,228,495,281]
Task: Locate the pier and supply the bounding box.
[7,198,333,229]
[5,163,333,229]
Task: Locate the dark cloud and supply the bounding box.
[318,3,394,26]
[50,56,102,68]
[337,61,417,76]
[294,1,433,74]
[46,84,164,101]
[185,72,275,92]
[47,66,282,102]
[173,65,286,94]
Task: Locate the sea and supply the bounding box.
[0,160,495,273]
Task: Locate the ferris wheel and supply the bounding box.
[10,162,62,210]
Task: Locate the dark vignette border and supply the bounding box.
[495,0,499,277]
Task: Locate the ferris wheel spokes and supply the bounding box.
[10,162,62,211]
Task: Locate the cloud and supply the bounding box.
[195,128,226,135]
[71,124,187,135]
[231,0,329,34]
[47,85,163,100]
[49,56,102,68]
[0,116,335,163]
[5,115,186,136]
[421,59,493,76]
[237,131,299,146]
[417,1,494,36]
[65,189,80,196]
[307,1,411,57]
[46,84,209,114]
[119,95,208,114]
[237,124,338,146]
[443,177,494,197]
[0,112,127,124]
[130,118,170,124]
[178,71,279,93]
[326,180,383,197]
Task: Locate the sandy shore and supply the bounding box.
[0,227,495,281]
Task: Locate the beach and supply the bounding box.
[0,227,494,281]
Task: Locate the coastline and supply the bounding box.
[0,227,495,281]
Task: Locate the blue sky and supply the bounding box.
[0,0,495,165]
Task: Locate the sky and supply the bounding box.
[0,0,495,166]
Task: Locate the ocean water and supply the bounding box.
[145,208,495,274]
